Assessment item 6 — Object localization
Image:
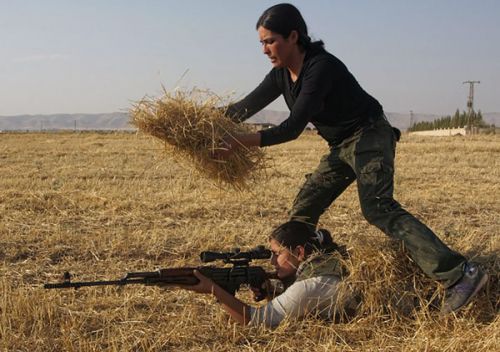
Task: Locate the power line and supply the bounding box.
[463,80,480,134]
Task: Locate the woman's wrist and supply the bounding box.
[234,133,261,148]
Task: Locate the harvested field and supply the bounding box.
[0,131,498,351]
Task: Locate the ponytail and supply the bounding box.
[270,221,338,256]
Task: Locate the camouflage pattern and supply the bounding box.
[295,250,346,282]
[290,116,466,288]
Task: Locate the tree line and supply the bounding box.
[408,109,493,132]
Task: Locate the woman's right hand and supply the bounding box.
[212,132,261,160]
[251,280,275,301]
[212,134,239,160]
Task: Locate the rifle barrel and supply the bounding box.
[43,277,159,289]
[44,274,199,289]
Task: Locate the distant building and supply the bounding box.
[246,122,276,131]
[408,127,467,137]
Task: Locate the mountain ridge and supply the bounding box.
[1,110,498,131]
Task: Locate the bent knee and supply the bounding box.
[361,197,401,224]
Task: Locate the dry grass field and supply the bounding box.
[0,131,498,351]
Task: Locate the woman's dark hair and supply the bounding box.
[269,220,336,256]
[256,3,324,52]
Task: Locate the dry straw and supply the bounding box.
[130,88,265,189]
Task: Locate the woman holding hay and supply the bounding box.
[182,221,350,327]
[216,3,487,314]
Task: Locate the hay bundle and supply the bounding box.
[334,238,438,324]
[130,89,265,189]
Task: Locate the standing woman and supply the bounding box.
[217,3,487,313]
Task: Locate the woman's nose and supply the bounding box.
[270,254,277,265]
[262,44,270,55]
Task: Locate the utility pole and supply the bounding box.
[409,110,414,131]
[463,80,480,134]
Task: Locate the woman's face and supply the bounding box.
[269,239,303,279]
[257,26,298,68]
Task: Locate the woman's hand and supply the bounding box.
[212,133,261,160]
[180,270,217,295]
[250,284,267,301]
[213,134,240,160]
[250,279,277,301]
[178,269,252,325]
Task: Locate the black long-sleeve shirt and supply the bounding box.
[226,47,383,147]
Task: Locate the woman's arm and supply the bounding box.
[259,58,334,147]
[216,58,334,159]
[210,279,252,325]
[182,270,251,325]
[214,133,261,160]
[180,271,342,328]
[225,71,281,123]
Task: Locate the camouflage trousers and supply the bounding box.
[290,116,466,288]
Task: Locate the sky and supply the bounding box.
[1,0,499,116]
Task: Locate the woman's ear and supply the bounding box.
[294,245,306,261]
[288,30,299,44]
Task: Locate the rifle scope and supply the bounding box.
[200,245,271,263]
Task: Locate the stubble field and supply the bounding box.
[0,131,498,351]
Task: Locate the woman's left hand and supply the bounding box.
[180,270,217,294]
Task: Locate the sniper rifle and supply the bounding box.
[44,246,274,298]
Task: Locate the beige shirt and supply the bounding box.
[249,275,341,328]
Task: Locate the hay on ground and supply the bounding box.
[130,89,265,189]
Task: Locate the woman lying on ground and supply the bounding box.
[181,221,349,328]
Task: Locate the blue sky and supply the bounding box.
[1,0,499,115]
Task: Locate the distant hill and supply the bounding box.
[483,112,500,126]
[0,112,131,131]
[1,110,498,131]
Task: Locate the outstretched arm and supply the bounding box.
[259,58,334,147]
[180,270,251,325]
[225,71,281,123]
[214,133,261,160]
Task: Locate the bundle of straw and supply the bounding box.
[130,89,265,189]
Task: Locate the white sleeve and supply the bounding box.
[249,275,341,328]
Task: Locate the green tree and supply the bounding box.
[408,108,485,131]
